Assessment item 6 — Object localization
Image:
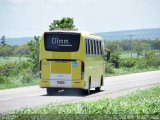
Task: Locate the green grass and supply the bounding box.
[0,77,38,90]
[2,86,160,120]
[120,51,138,58]
[0,71,39,90]
[106,67,160,77]
[0,57,28,65]
[0,59,38,90]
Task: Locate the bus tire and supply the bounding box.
[46,88,52,95]
[84,78,91,95]
[95,75,103,92]
[87,79,91,94]
[46,88,57,95]
[101,75,104,86]
[95,87,101,91]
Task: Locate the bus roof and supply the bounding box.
[44,30,102,40]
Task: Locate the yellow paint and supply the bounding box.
[51,61,71,74]
[39,31,105,89]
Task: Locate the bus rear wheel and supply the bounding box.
[95,76,103,92]
[46,88,57,95]
[95,87,101,91]
[83,78,91,95]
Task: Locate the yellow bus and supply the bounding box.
[39,31,106,94]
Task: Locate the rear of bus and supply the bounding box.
[39,31,85,94]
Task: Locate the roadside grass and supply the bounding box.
[0,77,38,90]
[0,60,38,90]
[106,67,160,77]
[0,57,28,65]
[2,86,160,120]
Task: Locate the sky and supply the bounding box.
[0,0,160,37]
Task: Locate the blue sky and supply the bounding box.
[0,0,160,37]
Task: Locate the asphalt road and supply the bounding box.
[0,71,160,114]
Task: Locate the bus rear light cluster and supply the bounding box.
[81,61,84,80]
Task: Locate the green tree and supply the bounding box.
[1,35,7,58]
[14,44,29,61]
[133,40,144,58]
[145,51,160,68]
[0,45,13,58]
[121,40,132,51]
[49,17,77,30]
[1,35,6,46]
[105,41,120,52]
[110,52,121,68]
[27,36,40,73]
[153,39,160,50]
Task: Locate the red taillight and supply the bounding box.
[81,61,84,80]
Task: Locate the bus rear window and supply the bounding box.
[44,32,80,52]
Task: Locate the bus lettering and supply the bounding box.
[52,37,69,45]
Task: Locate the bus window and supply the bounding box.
[99,41,102,55]
[97,41,99,55]
[91,39,94,55]
[88,39,90,55]
[44,33,80,52]
[94,40,97,55]
[98,41,101,55]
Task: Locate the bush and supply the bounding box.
[120,58,136,68]
[22,73,33,84]
[110,52,121,68]
[136,58,148,70]
[145,51,160,68]
[0,61,37,88]
[0,76,5,84]
[105,62,114,74]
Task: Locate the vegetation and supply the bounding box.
[49,17,77,31]
[105,38,160,76]
[0,36,39,89]
[105,51,160,76]
[1,35,6,46]
[0,59,38,89]
[2,86,159,119]
[27,36,40,73]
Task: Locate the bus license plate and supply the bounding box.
[57,81,65,84]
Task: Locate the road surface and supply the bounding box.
[0,71,160,114]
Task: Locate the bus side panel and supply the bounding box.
[84,56,104,89]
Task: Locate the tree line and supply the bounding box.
[105,39,160,57]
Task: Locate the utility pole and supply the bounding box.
[127,34,134,58]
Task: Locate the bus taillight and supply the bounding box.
[81,61,84,80]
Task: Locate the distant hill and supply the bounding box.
[97,28,160,40]
[5,28,160,45]
[6,37,33,46]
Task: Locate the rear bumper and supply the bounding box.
[39,79,85,89]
